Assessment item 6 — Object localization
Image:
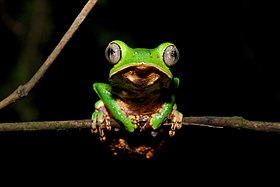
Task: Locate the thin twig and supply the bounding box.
[0,0,98,109]
[0,116,280,133]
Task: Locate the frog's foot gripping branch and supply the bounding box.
[168,110,183,137]
[91,100,111,141]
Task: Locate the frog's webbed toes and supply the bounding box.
[168,110,183,137]
[91,106,112,141]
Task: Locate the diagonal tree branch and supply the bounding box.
[0,0,98,109]
[0,116,280,133]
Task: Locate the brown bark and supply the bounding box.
[1,116,279,133]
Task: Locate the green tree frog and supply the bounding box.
[91,40,183,141]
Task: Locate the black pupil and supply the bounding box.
[107,47,115,57]
[171,49,177,60]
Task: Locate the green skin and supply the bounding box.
[92,40,182,133]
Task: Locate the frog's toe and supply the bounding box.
[91,128,98,134]
[105,115,111,131]
[168,129,175,137]
[99,126,107,141]
[91,112,99,134]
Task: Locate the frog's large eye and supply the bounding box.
[163,45,179,66]
[105,42,121,64]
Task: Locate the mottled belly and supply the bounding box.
[116,97,164,129]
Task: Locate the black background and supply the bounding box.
[0,0,279,176]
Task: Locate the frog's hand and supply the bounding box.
[93,83,136,132]
[168,104,183,137]
[91,100,111,141]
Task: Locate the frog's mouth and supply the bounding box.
[110,64,172,90]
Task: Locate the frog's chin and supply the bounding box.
[110,65,171,90]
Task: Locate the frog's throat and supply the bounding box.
[109,62,173,79]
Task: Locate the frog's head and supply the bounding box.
[105,40,179,91]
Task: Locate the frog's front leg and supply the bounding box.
[91,100,111,141]
[167,77,183,136]
[92,83,136,140]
